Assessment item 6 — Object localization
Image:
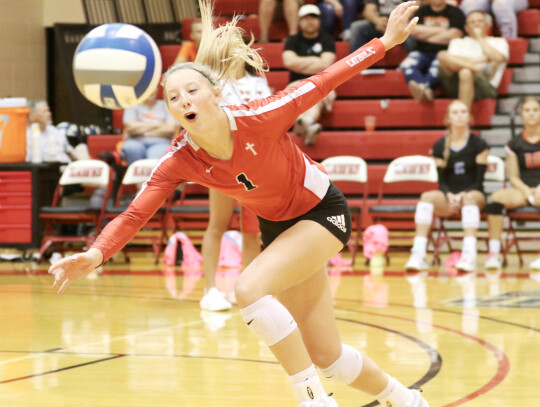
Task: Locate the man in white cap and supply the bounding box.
[282,4,337,145]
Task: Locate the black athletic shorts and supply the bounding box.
[258,183,352,250]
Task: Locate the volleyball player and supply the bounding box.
[50,1,429,406]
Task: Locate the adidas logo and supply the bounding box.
[327,215,347,233]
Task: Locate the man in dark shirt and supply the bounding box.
[399,0,465,101]
[282,4,336,145]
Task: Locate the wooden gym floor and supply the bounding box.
[1,251,539,407]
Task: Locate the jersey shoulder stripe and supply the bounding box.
[224,81,316,119]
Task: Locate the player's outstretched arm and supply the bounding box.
[49,248,104,294]
[379,1,419,51]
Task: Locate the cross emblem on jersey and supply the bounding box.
[245,142,257,156]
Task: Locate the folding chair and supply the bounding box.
[38,159,113,260]
[432,155,506,264]
[104,158,167,265]
[503,206,540,266]
[164,182,214,245]
[368,155,438,258]
[321,155,368,265]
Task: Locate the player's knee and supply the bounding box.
[462,191,480,205]
[239,295,297,346]
[234,273,267,307]
[318,344,364,385]
[419,190,438,204]
[205,224,227,240]
[459,68,473,81]
[461,204,480,229]
[485,202,505,215]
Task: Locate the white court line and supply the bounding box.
[0,318,208,366]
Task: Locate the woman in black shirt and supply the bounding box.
[406,99,489,272]
[485,96,540,271]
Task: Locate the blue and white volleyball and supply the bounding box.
[73,23,162,109]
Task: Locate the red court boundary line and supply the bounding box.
[337,307,510,407]
[0,269,533,279]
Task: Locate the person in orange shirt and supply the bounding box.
[174,18,202,64]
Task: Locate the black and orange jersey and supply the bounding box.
[506,132,540,187]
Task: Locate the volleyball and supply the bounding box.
[73,23,162,110]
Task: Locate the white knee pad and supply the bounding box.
[414,202,434,225]
[461,204,480,229]
[319,344,363,385]
[240,295,297,347]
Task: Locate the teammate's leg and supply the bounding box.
[200,189,236,311]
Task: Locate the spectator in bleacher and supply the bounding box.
[258,0,300,43]
[460,0,528,38]
[121,88,177,165]
[174,18,202,64]
[283,4,336,145]
[485,96,540,271]
[200,57,272,312]
[26,100,78,164]
[406,100,489,273]
[316,0,364,40]
[398,0,465,102]
[437,10,509,109]
[349,0,414,52]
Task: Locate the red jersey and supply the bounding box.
[93,39,385,260]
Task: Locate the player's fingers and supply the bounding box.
[58,279,70,295]
[404,16,419,35]
[52,268,65,287]
[404,4,419,19]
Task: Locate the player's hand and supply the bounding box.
[48,248,103,294]
[379,1,419,50]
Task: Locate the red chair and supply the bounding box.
[164,183,213,245]
[38,159,113,260]
[368,155,438,257]
[104,158,167,265]
[321,156,368,264]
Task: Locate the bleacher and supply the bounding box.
[90,0,540,248]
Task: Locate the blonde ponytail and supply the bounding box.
[162,0,267,100]
[195,0,267,83]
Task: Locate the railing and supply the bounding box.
[81,0,199,24]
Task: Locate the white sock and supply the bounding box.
[489,239,501,255]
[411,236,428,257]
[462,236,477,257]
[375,375,414,407]
[290,365,327,402]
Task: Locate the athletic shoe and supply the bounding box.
[200,287,232,312]
[529,256,540,271]
[484,253,502,271]
[405,389,430,407]
[305,123,322,146]
[299,396,339,407]
[456,254,476,273]
[405,254,429,271]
